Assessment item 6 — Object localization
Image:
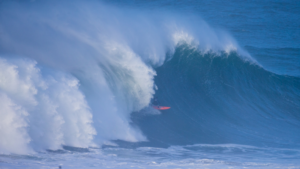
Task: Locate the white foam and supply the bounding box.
[0,93,32,154]
[0,58,96,153]
[1,145,299,169]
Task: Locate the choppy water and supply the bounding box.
[0,0,299,168]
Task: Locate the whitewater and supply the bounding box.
[0,0,299,168]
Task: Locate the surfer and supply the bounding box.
[151,98,170,110]
[152,98,159,106]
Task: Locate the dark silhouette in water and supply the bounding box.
[152,98,159,106]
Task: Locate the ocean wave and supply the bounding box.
[134,46,300,148]
[0,0,289,154]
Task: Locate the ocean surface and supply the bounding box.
[0,0,299,168]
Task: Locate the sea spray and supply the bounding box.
[0,0,248,153]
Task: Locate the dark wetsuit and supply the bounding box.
[152,98,159,105]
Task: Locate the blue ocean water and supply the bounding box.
[0,0,299,168]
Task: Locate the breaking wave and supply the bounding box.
[1,0,297,155]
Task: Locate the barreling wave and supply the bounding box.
[0,0,298,155]
[134,44,300,148]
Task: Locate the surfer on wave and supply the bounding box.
[151,98,170,110]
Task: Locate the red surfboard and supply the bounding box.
[152,106,171,110]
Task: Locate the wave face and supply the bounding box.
[133,45,300,148]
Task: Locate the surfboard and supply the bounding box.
[152,106,171,110]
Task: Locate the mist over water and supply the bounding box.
[0,0,299,168]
